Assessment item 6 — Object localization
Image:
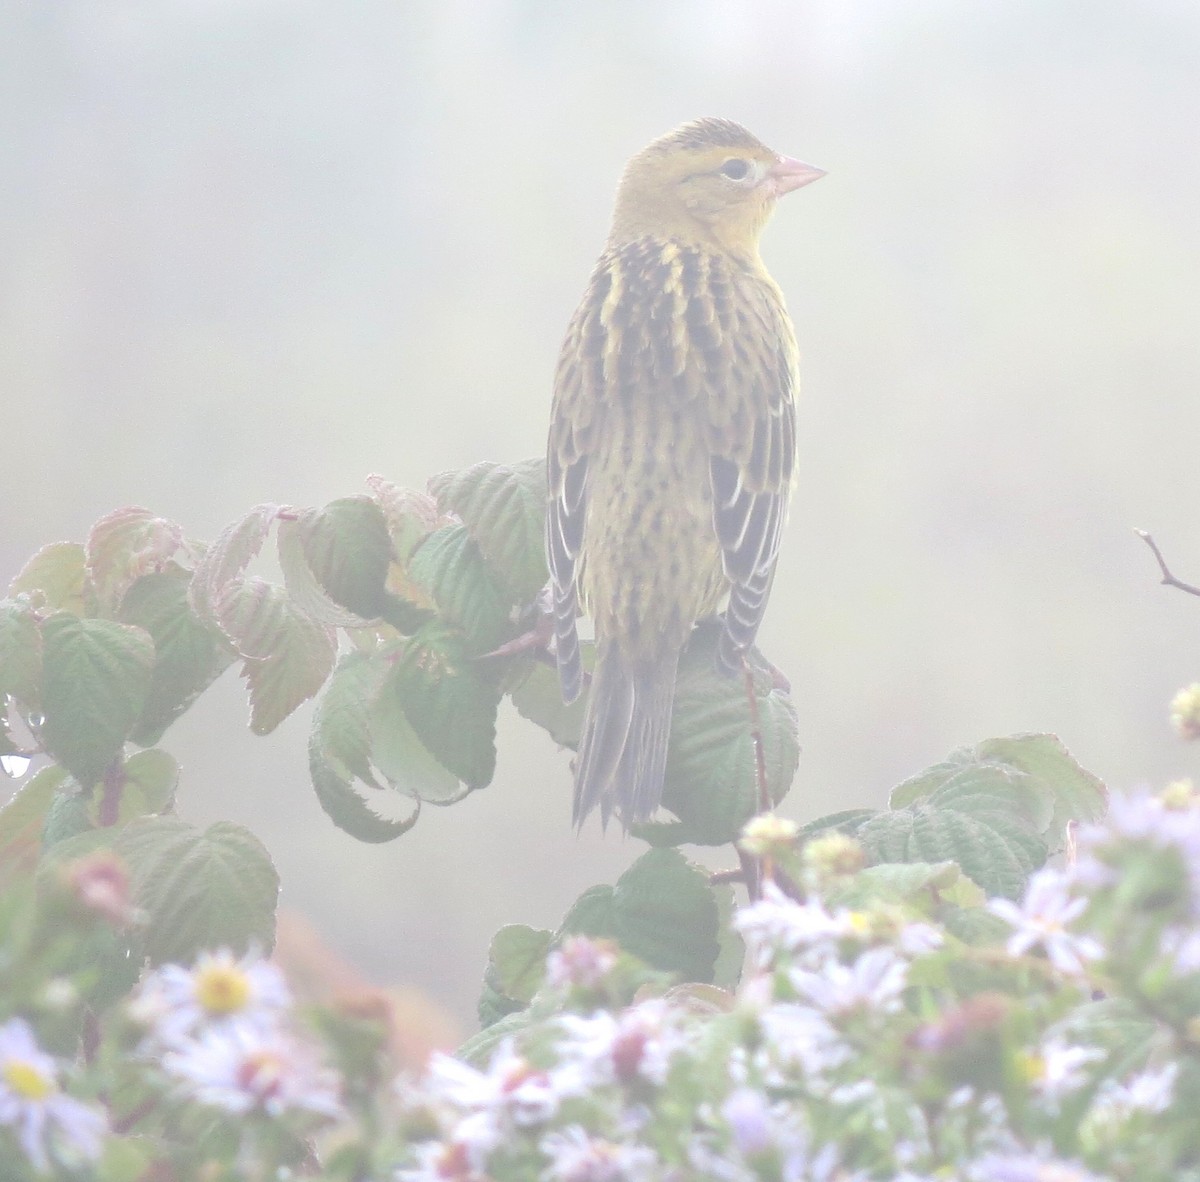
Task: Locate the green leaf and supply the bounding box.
[973,734,1107,848]
[9,542,92,615]
[940,904,1010,947]
[388,631,499,789]
[458,1009,536,1065]
[42,788,94,848]
[649,622,799,846]
[308,653,423,841]
[116,817,279,964]
[278,519,372,629]
[312,651,381,788]
[429,457,548,605]
[858,799,1046,901]
[509,656,588,749]
[800,808,879,840]
[40,614,155,786]
[486,924,552,1004]
[856,736,1109,898]
[0,766,68,887]
[0,599,43,707]
[97,1135,157,1182]
[889,733,1107,856]
[369,661,468,804]
[217,579,337,734]
[408,526,513,654]
[279,496,413,628]
[609,849,721,982]
[558,884,618,940]
[119,570,235,746]
[85,506,184,613]
[831,861,968,910]
[117,749,179,819]
[309,740,421,843]
[294,496,395,620]
[710,879,744,991]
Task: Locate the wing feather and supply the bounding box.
[701,259,798,672]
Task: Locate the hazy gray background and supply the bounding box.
[3,1,1199,1034]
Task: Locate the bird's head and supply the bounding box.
[608,118,824,257]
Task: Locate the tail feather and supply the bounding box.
[573,643,678,829]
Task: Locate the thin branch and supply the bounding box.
[1135,530,1200,598]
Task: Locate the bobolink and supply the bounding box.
[546,117,823,828]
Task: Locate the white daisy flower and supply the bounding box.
[130,948,291,1045]
[987,871,1103,975]
[162,1023,341,1119]
[539,1125,659,1181]
[0,1018,105,1172]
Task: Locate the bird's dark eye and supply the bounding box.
[718,158,751,181]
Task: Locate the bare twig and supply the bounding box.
[709,867,748,886]
[1135,530,1200,598]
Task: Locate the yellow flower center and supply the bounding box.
[3,1059,54,1102]
[195,964,252,1015]
[1015,1050,1045,1084]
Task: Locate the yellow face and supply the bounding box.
[608,119,824,255]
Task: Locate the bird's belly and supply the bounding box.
[577,400,726,662]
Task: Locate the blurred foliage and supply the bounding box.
[2,0,1199,1026]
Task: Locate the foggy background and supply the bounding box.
[3,1,1199,1036]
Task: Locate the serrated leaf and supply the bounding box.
[487,924,552,1004]
[313,651,382,787]
[429,458,548,604]
[0,766,68,886]
[43,789,94,848]
[308,652,425,839]
[408,526,513,654]
[832,861,965,910]
[116,817,278,964]
[509,656,588,749]
[800,808,879,840]
[477,979,528,1031]
[890,734,1107,857]
[277,520,372,628]
[189,503,284,621]
[648,622,798,846]
[97,1135,157,1182]
[458,1009,536,1065]
[217,579,337,734]
[610,849,721,982]
[10,542,92,615]
[369,663,468,803]
[41,615,155,786]
[295,496,394,620]
[119,570,235,746]
[366,476,446,562]
[558,884,618,940]
[711,879,744,990]
[309,734,421,842]
[974,734,1108,847]
[118,749,179,819]
[389,632,499,789]
[858,803,1046,900]
[0,599,43,708]
[85,506,184,613]
[941,904,1011,946]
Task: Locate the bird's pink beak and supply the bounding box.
[769,155,826,196]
